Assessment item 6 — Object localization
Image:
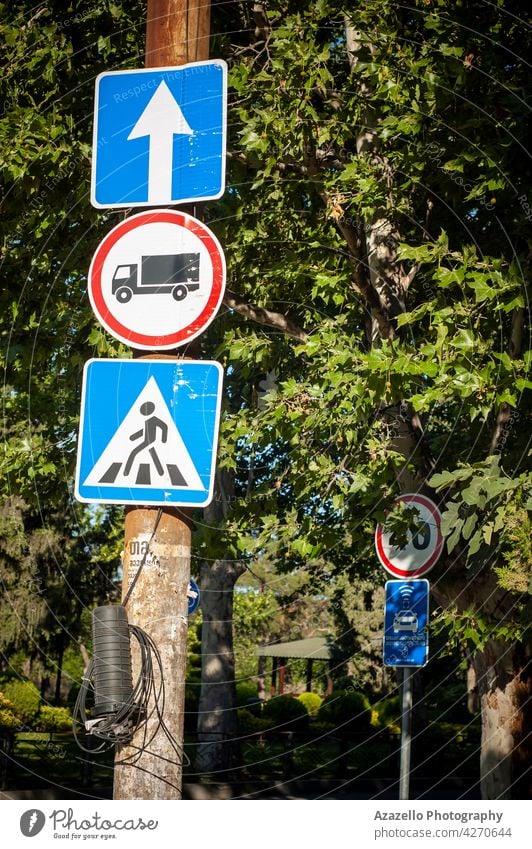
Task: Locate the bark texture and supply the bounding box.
[196,469,245,774]
[434,570,531,799]
[114,507,192,800]
[196,556,245,775]
[472,640,531,799]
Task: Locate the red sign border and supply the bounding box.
[88,209,225,349]
[375,493,444,579]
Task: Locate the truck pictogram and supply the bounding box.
[112,253,200,303]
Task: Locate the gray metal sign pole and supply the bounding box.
[399,666,414,799]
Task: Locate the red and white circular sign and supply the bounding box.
[375,493,443,579]
[88,209,226,350]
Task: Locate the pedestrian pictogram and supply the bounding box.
[375,493,443,579]
[91,61,227,209]
[383,579,430,666]
[85,377,203,490]
[124,401,167,478]
[75,359,223,506]
[87,209,226,350]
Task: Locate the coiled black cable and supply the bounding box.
[72,622,189,769]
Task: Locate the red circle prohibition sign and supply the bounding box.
[375,493,444,579]
[88,209,226,349]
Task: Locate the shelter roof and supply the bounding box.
[256,636,333,660]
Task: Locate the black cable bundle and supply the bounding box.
[72,615,189,774]
[72,608,147,753]
[92,605,134,718]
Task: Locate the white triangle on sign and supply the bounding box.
[127,81,194,140]
[84,376,204,491]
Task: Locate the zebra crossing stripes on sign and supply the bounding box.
[75,359,223,507]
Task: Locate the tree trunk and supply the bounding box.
[257,655,267,699]
[342,10,530,799]
[196,557,244,775]
[433,572,531,799]
[54,639,65,705]
[472,640,531,799]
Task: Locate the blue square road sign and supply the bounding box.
[383,579,429,667]
[75,359,223,507]
[91,60,227,209]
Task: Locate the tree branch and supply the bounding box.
[223,288,308,342]
[489,307,525,455]
[323,193,395,339]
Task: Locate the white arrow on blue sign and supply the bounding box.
[75,358,223,507]
[383,579,430,667]
[91,60,227,209]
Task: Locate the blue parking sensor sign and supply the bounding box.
[383,579,429,667]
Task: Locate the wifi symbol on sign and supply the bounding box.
[399,584,414,609]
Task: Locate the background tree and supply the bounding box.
[0,1,143,693]
[206,0,531,799]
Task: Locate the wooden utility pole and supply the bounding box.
[113,0,211,800]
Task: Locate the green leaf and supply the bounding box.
[467,529,483,556]
[430,468,473,490]
[451,329,476,350]
[462,511,478,540]
[396,302,432,327]
[446,519,464,552]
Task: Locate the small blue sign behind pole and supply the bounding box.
[383,579,429,667]
[91,60,227,209]
[188,578,201,615]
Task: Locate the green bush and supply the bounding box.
[372,695,400,734]
[235,682,264,716]
[418,721,473,749]
[37,706,72,733]
[262,695,308,732]
[427,681,471,724]
[318,690,372,730]
[0,692,19,731]
[236,681,259,705]
[2,679,41,725]
[237,708,272,735]
[297,692,323,716]
[308,720,336,738]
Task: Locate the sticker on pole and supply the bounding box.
[375,494,443,579]
[88,209,226,350]
[75,358,223,507]
[383,579,429,667]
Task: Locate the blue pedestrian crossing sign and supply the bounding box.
[91,60,227,209]
[75,359,223,507]
[383,579,430,667]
